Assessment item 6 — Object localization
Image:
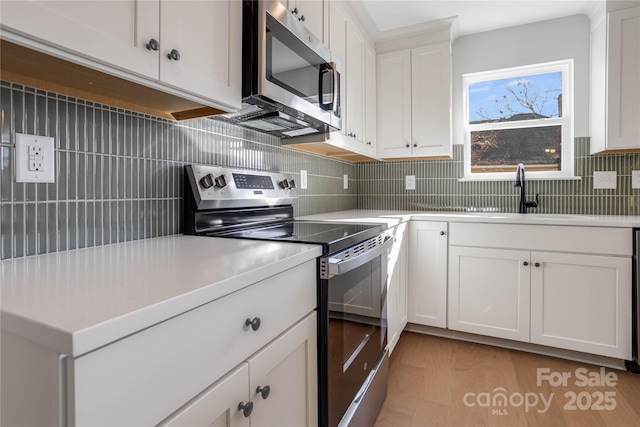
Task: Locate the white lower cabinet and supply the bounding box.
[161,312,317,427]
[1,260,317,426]
[530,252,632,359]
[448,223,633,360]
[159,364,251,427]
[448,246,531,342]
[407,221,448,328]
[387,223,408,353]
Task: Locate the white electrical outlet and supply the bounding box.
[405,175,416,190]
[15,133,55,183]
[593,171,617,189]
[343,174,348,189]
[300,170,308,189]
[632,171,640,189]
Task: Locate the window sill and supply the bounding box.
[458,175,582,182]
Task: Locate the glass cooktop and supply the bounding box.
[204,220,386,255]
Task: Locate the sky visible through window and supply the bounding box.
[468,71,562,123]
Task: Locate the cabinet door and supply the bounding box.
[159,0,241,110]
[530,252,632,359]
[159,364,250,427]
[292,0,324,42]
[0,0,159,79]
[248,313,317,427]
[387,223,408,353]
[363,44,377,153]
[345,22,365,144]
[376,50,412,158]
[607,6,640,150]
[408,221,448,328]
[411,43,452,157]
[328,1,347,136]
[448,246,530,342]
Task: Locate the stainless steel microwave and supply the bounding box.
[218,0,342,138]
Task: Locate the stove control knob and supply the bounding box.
[199,173,215,189]
[278,179,290,189]
[288,179,296,189]
[214,174,227,188]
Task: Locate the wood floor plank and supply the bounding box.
[376,332,640,427]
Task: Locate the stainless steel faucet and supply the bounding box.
[514,163,539,214]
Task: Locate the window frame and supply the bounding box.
[462,60,575,181]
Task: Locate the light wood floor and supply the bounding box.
[374,332,640,427]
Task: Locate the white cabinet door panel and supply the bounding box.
[159,0,241,109]
[411,43,451,157]
[449,246,530,342]
[1,0,159,79]
[345,24,364,143]
[159,364,250,427]
[249,312,318,427]
[530,252,632,359]
[607,6,640,149]
[408,221,448,328]
[376,50,412,158]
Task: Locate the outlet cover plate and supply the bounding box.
[15,133,55,183]
[632,171,640,189]
[593,171,617,189]
[300,170,308,189]
[405,175,416,190]
[343,174,348,189]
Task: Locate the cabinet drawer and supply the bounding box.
[67,260,316,426]
[449,223,632,256]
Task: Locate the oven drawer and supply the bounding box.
[66,260,316,426]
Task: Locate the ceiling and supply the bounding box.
[359,0,601,38]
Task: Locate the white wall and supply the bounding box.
[451,14,591,145]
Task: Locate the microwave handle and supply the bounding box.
[318,63,334,111]
[330,62,339,114]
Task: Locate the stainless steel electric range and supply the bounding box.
[184,164,390,427]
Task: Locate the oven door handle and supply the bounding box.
[326,235,393,277]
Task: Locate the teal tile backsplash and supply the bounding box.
[0,81,356,259]
[356,142,640,215]
[1,80,639,260]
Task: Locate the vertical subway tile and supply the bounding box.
[78,202,86,249]
[37,202,47,255]
[86,201,95,248]
[68,152,77,200]
[0,146,11,202]
[47,201,57,253]
[58,202,68,252]
[1,204,12,259]
[77,153,86,200]
[110,200,118,243]
[25,203,36,256]
[68,201,77,251]
[1,86,12,143]
[13,203,25,258]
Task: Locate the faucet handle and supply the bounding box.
[525,193,539,209]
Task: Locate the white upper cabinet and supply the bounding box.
[345,23,365,144]
[323,0,376,158]
[282,0,325,42]
[0,0,159,79]
[591,5,640,153]
[364,45,377,151]
[0,0,242,112]
[411,43,452,157]
[377,42,452,159]
[376,50,412,158]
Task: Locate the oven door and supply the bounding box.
[320,235,392,427]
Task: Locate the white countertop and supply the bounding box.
[1,235,322,357]
[300,210,640,228]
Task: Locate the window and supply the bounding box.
[462,60,574,180]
